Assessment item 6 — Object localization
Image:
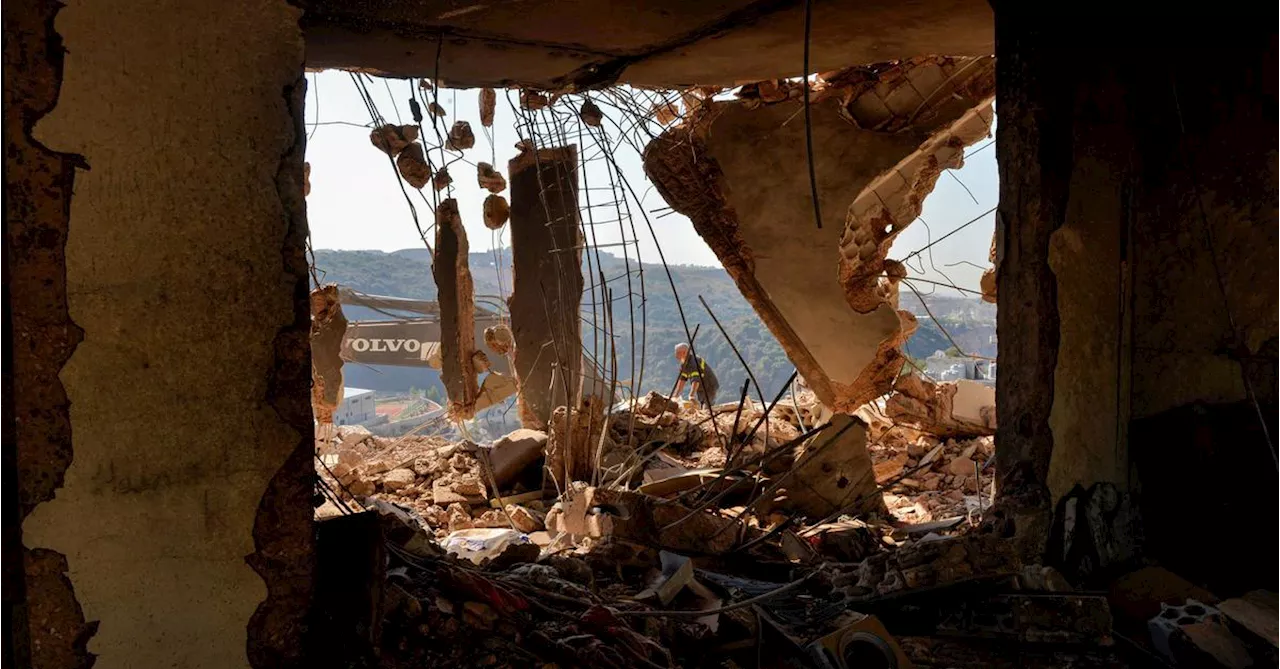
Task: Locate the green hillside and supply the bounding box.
[313,248,994,398]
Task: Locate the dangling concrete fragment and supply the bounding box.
[310,284,348,425]
[520,90,548,110]
[479,88,496,127]
[447,121,476,151]
[579,99,603,127]
[477,162,507,193]
[507,144,582,428]
[429,101,446,117]
[484,323,514,355]
[432,199,479,420]
[433,167,452,192]
[396,142,431,189]
[645,55,995,413]
[370,124,420,156]
[482,194,509,230]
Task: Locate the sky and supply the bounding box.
[304,71,998,294]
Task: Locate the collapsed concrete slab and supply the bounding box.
[507,145,583,428]
[310,284,348,425]
[775,414,886,518]
[645,56,995,413]
[432,199,479,419]
[886,374,996,439]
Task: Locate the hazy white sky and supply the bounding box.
[304,71,997,294]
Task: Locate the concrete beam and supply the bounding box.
[507,145,583,428]
[645,56,994,412]
[432,199,480,420]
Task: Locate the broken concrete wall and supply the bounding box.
[310,285,348,425]
[13,0,315,666]
[886,375,996,439]
[992,7,1276,574]
[507,145,583,429]
[433,199,480,420]
[646,57,994,413]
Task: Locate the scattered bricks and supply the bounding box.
[382,468,416,491]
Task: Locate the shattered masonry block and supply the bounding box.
[396,142,431,189]
[432,199,479,419]
[479,88,496,128]
[447,121,476,151]
[477,162,507,193]
[482,194,510,230]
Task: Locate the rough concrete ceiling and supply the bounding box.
[301,0,993,88]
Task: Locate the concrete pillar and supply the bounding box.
[507,145,583,429]
[432,199,479,420]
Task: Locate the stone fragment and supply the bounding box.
[382,468,416,491]
[776,415,884,518]
[479,88,496,127]
[483,323,514,355]
[636,391,678,417]
[506,505,544,533]
[579,99,603,127]
[432,167,452,191]
[363,459,391,476]
[447,503,474,531]
[520,90,548,110]
[446,120,475,151]
[486,428,548,487]
[421,504,449,528]
[887,375,997,438]
[347,479,375,496]
[429,101,446,117]
[948,457,977,476]
[396,142,431,189]
[482,194,509,229]
[477,162,507,193]
[370,123,419,156]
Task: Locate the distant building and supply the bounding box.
[923,351,996,386]
[334,387,376,426]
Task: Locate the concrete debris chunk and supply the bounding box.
[775,415,885,518]
[520,90,548,110]
[636,390,679,417]
[887,374,997,438]
[482,194,509,229]
[428,101,446,117]
[476,162,507,193]
[579,99,603,127]
[395,142,431,189]
[505,504,544,533]
[479,88,496,127]
[370,123,419,156]
[483,323,514,355]
[446,120,475,151]
[382,468,416,491]
[309,285,347,425]
[486,428,547,487]
[432,166,452,191]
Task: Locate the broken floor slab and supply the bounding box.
[645,56,994,413]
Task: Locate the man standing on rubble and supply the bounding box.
[673,342,719,409]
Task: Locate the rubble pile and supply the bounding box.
[315,379,1274,668]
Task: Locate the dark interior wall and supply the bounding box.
[993,5,1277,584]
[5,0,316,666]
